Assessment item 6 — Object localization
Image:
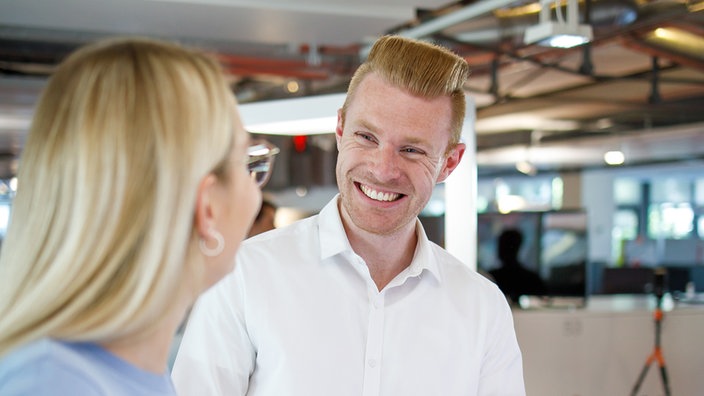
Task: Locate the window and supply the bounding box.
[0,202,9,238]
[611,174,703,264]
[695,178,704,238]
[614,177,641,205]
[612,209,639,265]
[649,177,694,239]
[648,202,693,239]
[478,175,561,214]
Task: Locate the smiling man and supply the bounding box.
[173,35,526,396]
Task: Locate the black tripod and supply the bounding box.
[630,268,671,396]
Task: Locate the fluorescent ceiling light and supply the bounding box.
[146,0,417,19]
[524,0,593,49]
[524,21,592,48]
[246,116,337,136]
[516,160,537,176]
[239,93,344,136]
[0,114,32,130]
[476,114,579,133]
[648,27,704,56]
[604,150,625,166]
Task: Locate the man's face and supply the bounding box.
[335,72,464,237]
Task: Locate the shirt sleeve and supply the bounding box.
[172,270,255,396]
[478,289,527,396]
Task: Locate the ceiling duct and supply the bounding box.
[378,0,641,47]
[445,0,639,45]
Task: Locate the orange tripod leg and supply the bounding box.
[631,309,671,396]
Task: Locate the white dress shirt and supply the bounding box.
[172,196,525,396]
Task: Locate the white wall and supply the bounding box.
[515,296,704,395]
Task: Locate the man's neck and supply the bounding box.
[343,218,418,291]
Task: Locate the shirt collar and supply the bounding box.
[317,194,442,283]
[409,220,442,282]
[318,194,353,260]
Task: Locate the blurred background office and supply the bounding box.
[1,1,703,282]
[1,1,704,394]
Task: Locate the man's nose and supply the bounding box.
[370,145,402,181]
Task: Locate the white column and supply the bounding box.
[445,95,477,270]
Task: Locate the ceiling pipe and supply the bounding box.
[579,0,595,75]
[357,0,645,63]
[359,0,520,58]
[395,0,520,38]
[649,56,662,104]
[449,0,639,45]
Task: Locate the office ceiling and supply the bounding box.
[1,0,704,180]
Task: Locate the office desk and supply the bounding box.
[513,295,704,395]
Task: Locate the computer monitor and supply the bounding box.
[477,210,588,300]
[540,211,588,297]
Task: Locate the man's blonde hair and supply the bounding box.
[0,37,235,356]
[341,35,469,148]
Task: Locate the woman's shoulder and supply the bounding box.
[0,339,176,395]
[0,338,78,373]
[0,339,104,394]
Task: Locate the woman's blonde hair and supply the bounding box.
[0,37,235,355]
[341,35,469,150]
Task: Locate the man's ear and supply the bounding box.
[335,109,344,147]
[194,173,219,239]
[437,143,466,183]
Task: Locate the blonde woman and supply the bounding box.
[0,37,277,394]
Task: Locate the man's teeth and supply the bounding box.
[360,185,399,202]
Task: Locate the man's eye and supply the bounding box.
[356,133,376,143]
[402,147,423,155]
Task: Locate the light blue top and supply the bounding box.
[0,338,176,395]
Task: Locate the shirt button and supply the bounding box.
[368,359,377,368]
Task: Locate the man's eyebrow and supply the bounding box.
[351,118,377,133]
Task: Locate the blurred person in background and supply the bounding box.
[247,196,278,238]
[489,228,547,304]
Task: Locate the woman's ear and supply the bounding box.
[194,173,219,239]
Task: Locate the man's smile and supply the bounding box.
[358,183,402,202]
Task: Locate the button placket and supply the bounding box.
[361,292,385,396]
